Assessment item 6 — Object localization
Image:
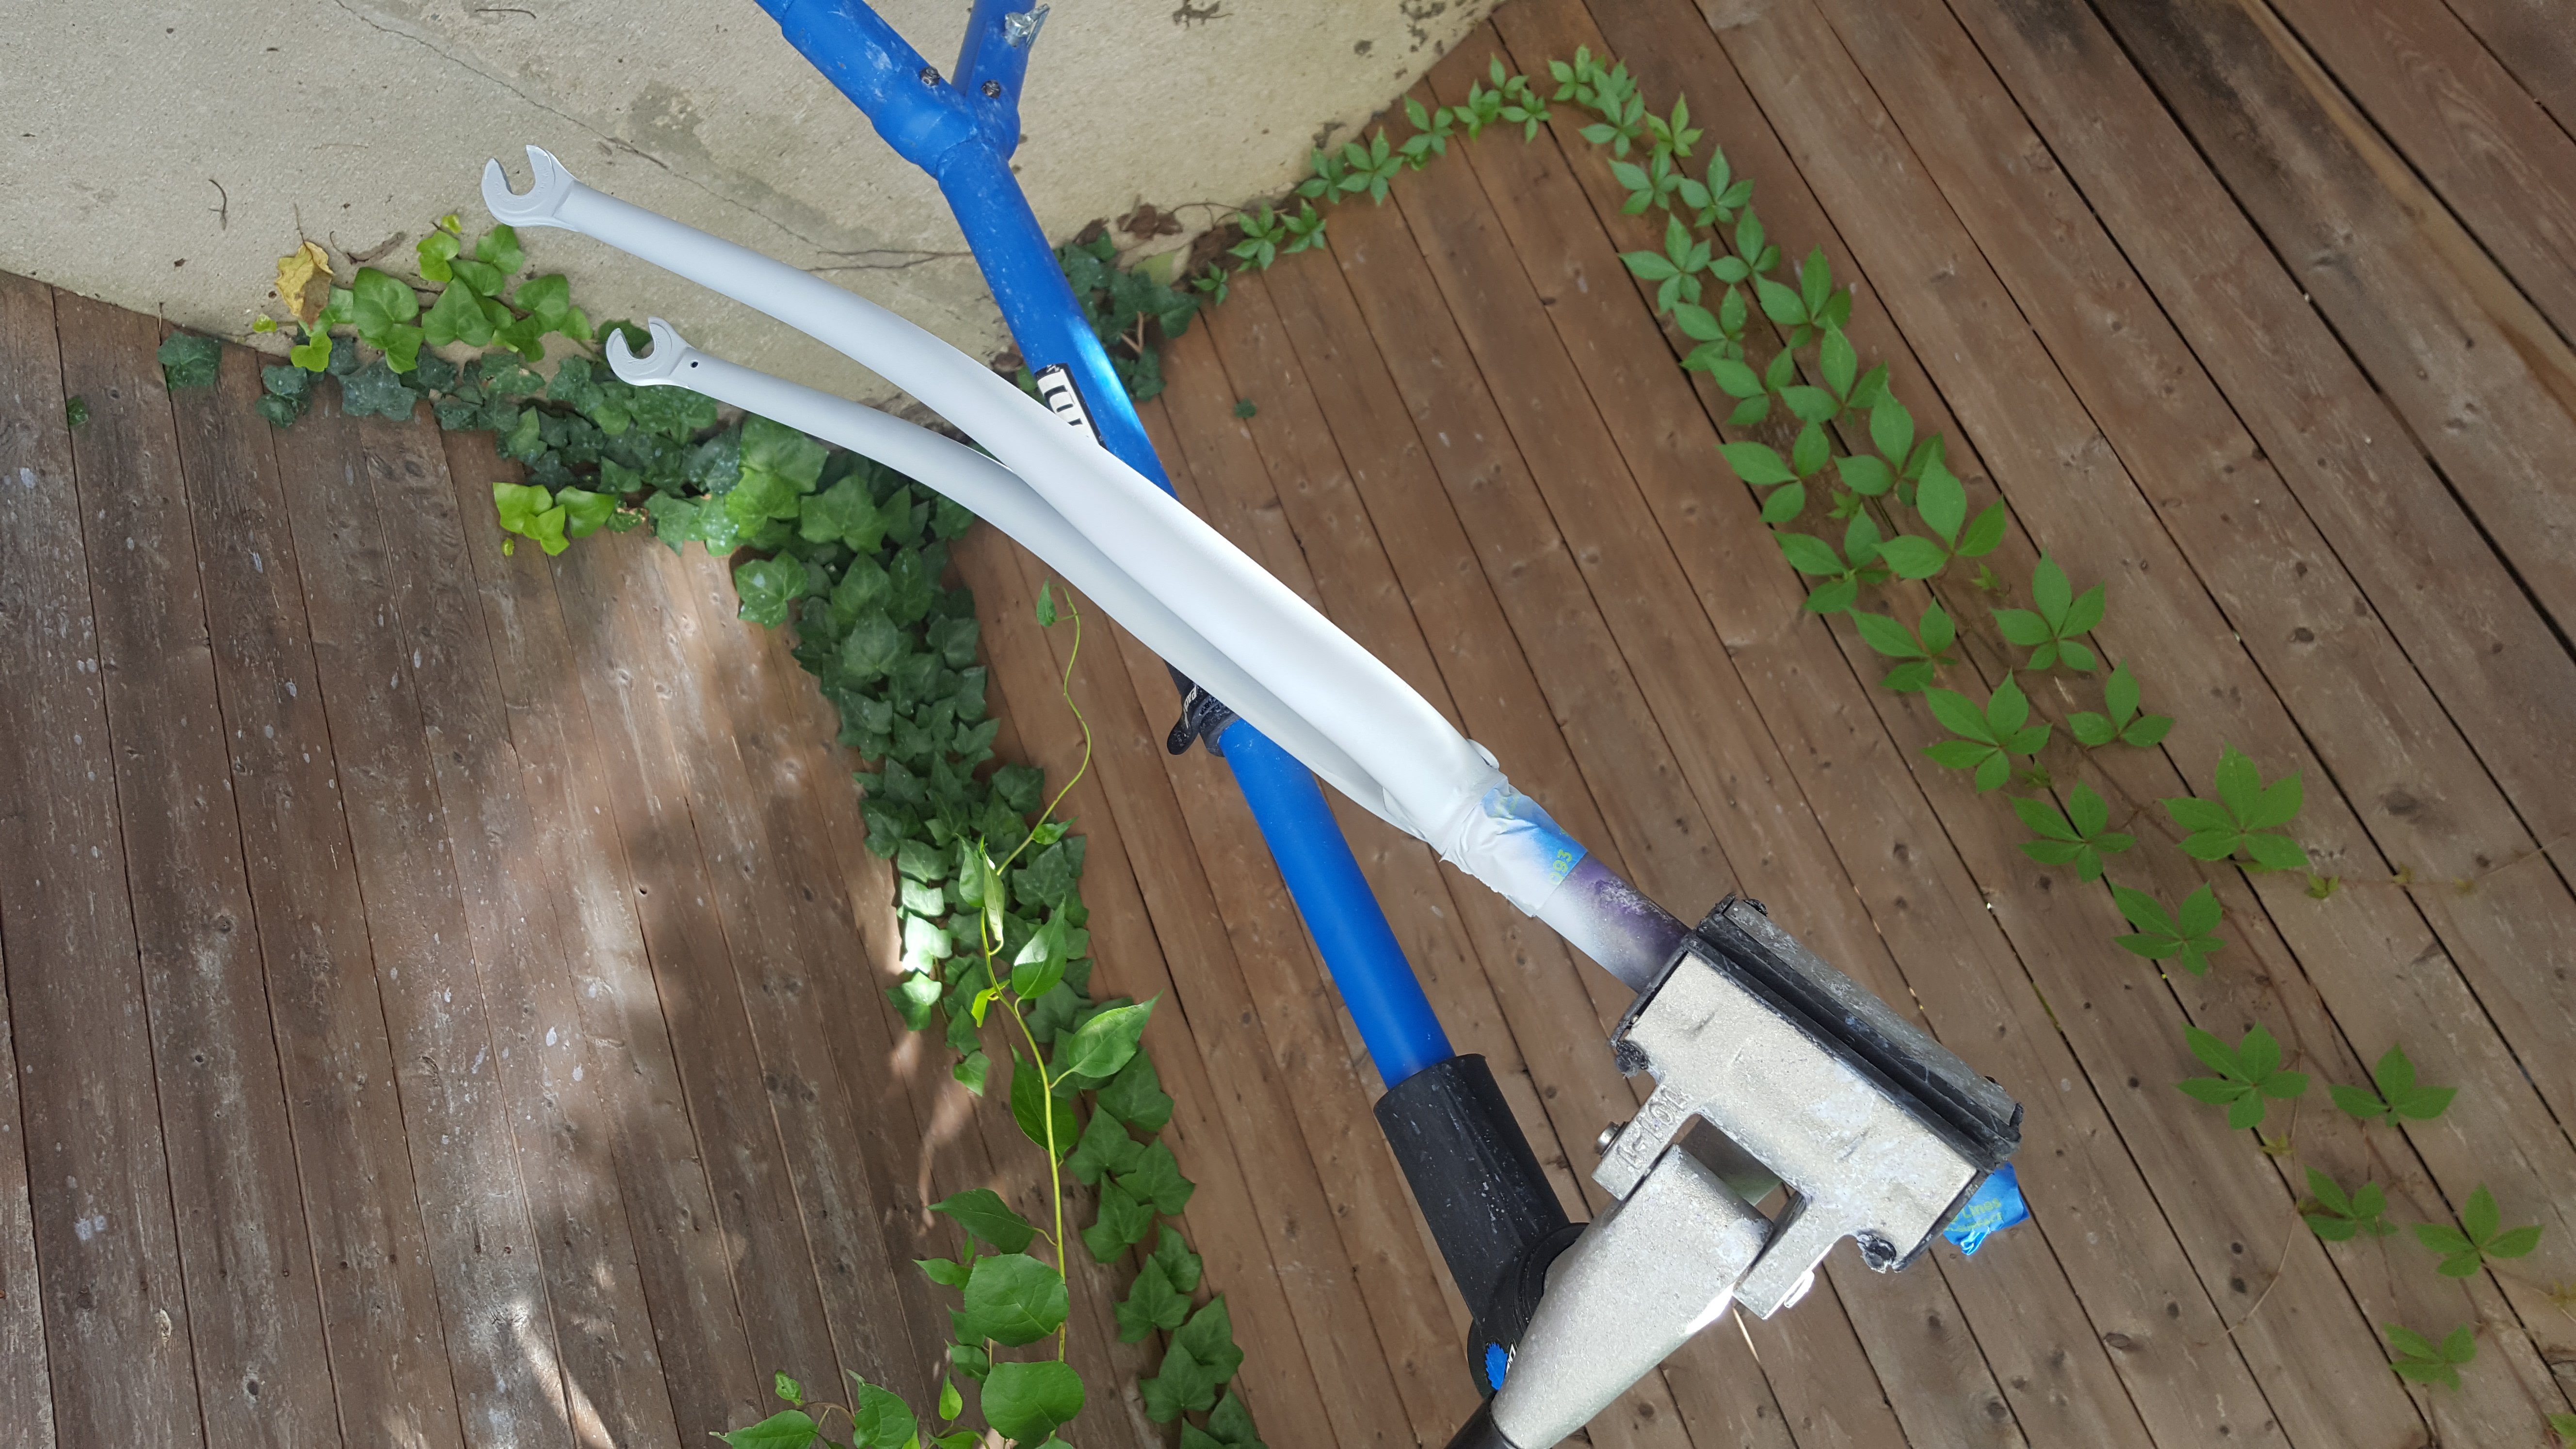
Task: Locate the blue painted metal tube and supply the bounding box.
[1223,725,1453,1084]
[749,0,1166,483]
[750,0,1451,1089]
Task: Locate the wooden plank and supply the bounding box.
[1915,0,2576,882]
[1542,3,2516,1442]
[1596,2,2568,1435]
[1250,211,1906,1449]
[0,931,53,1449]
[2436,0,2576,138]
[952,522,1369,1449]
[444,426,765,1439]
[267,388,576,1449]
[55,298,341,1449]
[622,540,927,1401]
[1399,35,2204,1447]
[2081,0,2576,637]
[1685,0,2576,1419]
[1311,60,2099,1449]
[164,333,467,1449]
[969,530,1421,1449]
[2264,0,2576,344]
[543,531,846,1406]
[0,273,208,1447]
[1773,0,2576,1437]
[361,419,683,1449]
[1151,325,1755,1449]
[1135,375,1506,1445]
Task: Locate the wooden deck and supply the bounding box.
[6,0,2576,1444]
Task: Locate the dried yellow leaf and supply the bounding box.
[275,241,333,325]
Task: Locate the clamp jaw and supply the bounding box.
[1458,898,2022,1449]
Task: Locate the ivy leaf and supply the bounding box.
[1152,1224,1203,1293]
[1114,1140,1196,1217]
[733,557,808,628]
[1065,1105,1142,1187]
[474,222,526,276]
[930,1187,1038,1254]
[2329,1043,2456,1123]
[157,332,223,391]
[979,1360,1084,1444]
[2300,1167,2396,1241]
[421,280,495,349]
[341,359,422,421]
[2177,1022,2306,1130]
[1099,1049,1172,1131]
[555,487,617,538]
[1114,1257,1191,1343]
[2383,1322,2475,1389]
[1207,1391,1266,1449]
[1175,1295,1246,1384]
[493,482,569,557]
[1058,997,1154,1082]
[1008,1048,1078,1160]
[1141,1336,1220,1422]
[959,1251,1068,1346]
[2109,882,2223,973]
[1081,1176,1154,1263]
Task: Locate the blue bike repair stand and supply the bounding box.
[745,0,1455,1090]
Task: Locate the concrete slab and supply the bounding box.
[1,0,1496,404]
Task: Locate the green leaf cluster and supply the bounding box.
[1922,675,2050,792]
[2410,1184,2541,1277]
[2161,743,2310,872]
[2329,1044,2455,1124]
[2108,883,2224,975]
[2176,1023,2306,1130]
[2300,1168,2396,1242]
[2383,1322,2476,1390]
[2010,783,2132,883]
[2067,660,2172,748]
[1992,555,2104,671]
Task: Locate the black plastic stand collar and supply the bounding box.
[1373,1055,1579,1400]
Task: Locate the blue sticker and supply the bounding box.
[1484,1341,1513,1391]
[1941,1162,2028,1256]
